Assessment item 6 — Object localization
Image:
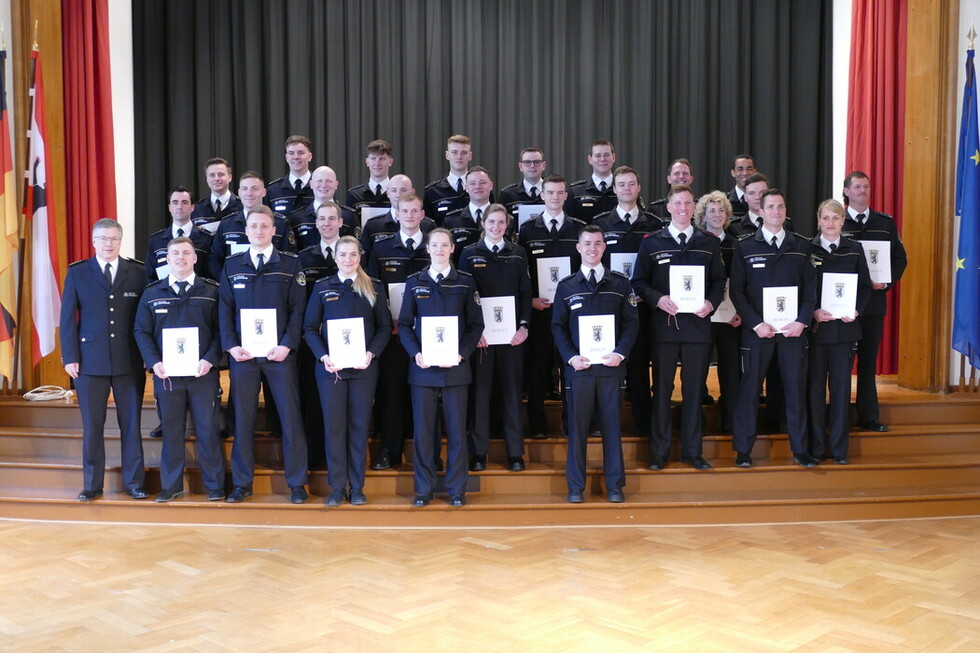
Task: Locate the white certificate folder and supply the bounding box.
[239,308,278,356]
[762,286,798,333]
[859,240,892,283]
[480,296,516,345]
[578,314,616,361]
[669,265,706,313]
[420,316,459,366]
[820,272,858,319]
[326,317,366,369]
[536,256,571,303]
[162,327,200,377]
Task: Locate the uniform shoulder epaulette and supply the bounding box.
[406,270,423,281]
[610,269,629,278]
[150,226,170,237]
[312,275,333,287]
[569,217,587,226]
[280,250,299,258]
[146,277,167,289]
[557,271,578,284]
[736,232,753,241]
[424,179,443,190]
[267,175,288,187]
[124,256,145,266]
[68,259,87,268]
[203,278,220,287]
[501,182,520,191]
[347,183,366,192]
[375,232,395,241]
[457,269,474,279]
[299,244,319,254]
[444,206,466,218]
[875,211,895,221]
[421,217,437,227]
[368,275,383,285]
[227,250,248,260]
[570,178,589,188]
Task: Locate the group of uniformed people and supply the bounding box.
[59,134,907,506]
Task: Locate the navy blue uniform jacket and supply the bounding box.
[217,250,307,354]
[60,257,146,376]
[552,268,639,379]
[303,275,392,379]
[631,228,726,343]
[265,175,314,216]
[730,229,817,345]
[209,210,297,280]
[288,201,358,252]
[808,236,872,344]
[841,210,907,317]
[458,240,533,329]
[144,224,213,282]
[133,277,222,369]
[397,267,484,387]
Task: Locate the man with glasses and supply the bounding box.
[61,218,148,502]
[499,147,549,224]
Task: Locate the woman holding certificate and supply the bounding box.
[304,236,392,506]
[807,200,872,465]
[695,191,742,434]
[398,228,485,507]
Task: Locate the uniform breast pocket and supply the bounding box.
[79,332,101,344]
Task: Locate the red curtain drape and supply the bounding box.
[845,0,907,375]
[62,0,117,263]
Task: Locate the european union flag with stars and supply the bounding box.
[954,47,980,369]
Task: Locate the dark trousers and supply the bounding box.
[298,343,326,465]
[651,342,711,460]
[855,314,884,423]
[711,322,741,433]
[526,307,558,434]
[317,370,377,492]
[470,343,525,459]
[75,372,146,491]
[155,371,225,491]
[229,356,308,488]
[565,374,624,493]
[411,384,468,496]
[374,337,412,461]
[626,306,652,438]
[808,342,856,459]
[733,336,808,454]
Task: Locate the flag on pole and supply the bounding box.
[0,49,17,381]
[25,48,61,366]
[953,48,980,369]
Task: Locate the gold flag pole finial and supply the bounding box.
[970,23,977,50]
[32,20,38,50]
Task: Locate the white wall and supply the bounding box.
[107,0,134,258]
[832,0,852,199]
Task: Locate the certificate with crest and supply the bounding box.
[480,296,516,346]
[610,253,638,279]
[239,308,278,356]
[387,283,406,321]
[859,240,891,283]
[162,327,200,377]
[710,280,737,324]
[820,272,858,319]
[762,286,798,332]
[229,243,250,256]
[421,316,459,366]
[360,206,390,228]
[326,317,366,369]
[578,314,616,361]
[536,256,571,302]
[669,265,706,313]
[517,204,545,229]
[155,263,171,281]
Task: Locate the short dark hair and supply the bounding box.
[580,224,603,237]
[667,158,692,175]
[240,170,265,185]
[204,157,231,174]
[842,171,870,205]
[366,139,393,156]
[285,135,313,151]
[465,165,492,180]
[760,188,785,205]
[667,184,694,200]
[731,154,755,170]
[612,166,638,185]
[542,174,567,189]
[744,172,769,188]
[590,139,615,154]
[168,185,193,202]
[519,147,544,160]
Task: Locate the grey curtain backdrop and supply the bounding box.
[133,0,833,248]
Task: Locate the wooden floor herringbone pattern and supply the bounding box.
[2,517,979,651]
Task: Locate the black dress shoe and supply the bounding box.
[155,488,184,503]
[77,489,103,502]
[220,428,232,440]
[435,457,444,472]
[508,457,526,472]
[833,456,851,465]
[857,421,889,432]
[449,494,466,507]
[681,456,712,470]
[349,489,367,506]
[148,427,163,439]
[326,489,346,507]
[567,491,585,504]
[207,489,226,501]
[370,452,393,470]
[127,487,150,500]
[468,455,487,472]
[702,394,716,406]
[735,452,753,468]
[412,493,433,507]
[531,432,548,440]
[793,452,818,468]
[290,486,309,504]
[607,489,625,503]
[226,485,253,503]
[647,455,666,471]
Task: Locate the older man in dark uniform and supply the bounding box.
[61,218,148,501]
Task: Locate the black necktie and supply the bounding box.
[375,184,383,197]
[456,179,463,193]
[492,244,499,254]
[176,280,188,297]
[755,217,763,229]
[550,219,558,236]
[474,208,482,223]
[176,228,184,237]
[324,245,333,262]
[436,272,444,284]
[103,262,112,287]
[406,238,415,252]
[256,252,265,272]
[295,179,304,192]
[529,186,538,199]
[588,268,597,289]
[214,199,222,216]
[678,232,687,247]
[344,278,353,290]
[829,243,838,254]
[624,212,632,224]
[770,236,778,251]
[856,213,866,224]
[599,181,607,193]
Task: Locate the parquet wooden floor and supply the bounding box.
[1,517,979,651]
